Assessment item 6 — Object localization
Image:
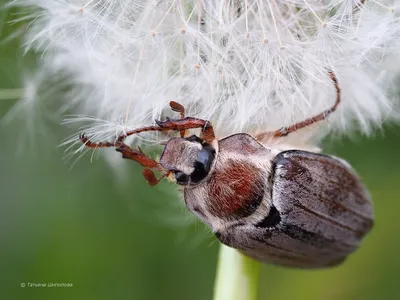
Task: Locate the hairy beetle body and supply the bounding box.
[81,72,374,268]
[184,133,373,268]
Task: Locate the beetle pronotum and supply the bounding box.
[80,71,373,268]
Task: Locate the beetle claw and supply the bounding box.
[155,117,173,128]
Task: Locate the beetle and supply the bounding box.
[80,71,373,268]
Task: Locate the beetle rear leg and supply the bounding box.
[256,71,340,141]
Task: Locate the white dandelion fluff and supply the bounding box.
[9,0,400,148]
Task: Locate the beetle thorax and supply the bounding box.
[183,134,276,231]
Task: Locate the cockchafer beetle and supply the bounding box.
[80,71,373,268]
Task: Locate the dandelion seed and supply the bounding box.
[8,0,400,150]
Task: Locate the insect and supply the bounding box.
[80,71,373,268]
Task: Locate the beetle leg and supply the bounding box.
[86,102,210,143]
[79,133,116,148]
[256,71,340,140]
[113,101,187,142]
[80,101,215,184]
[116,125,171,143]
[155,117,215,144]
[143,169,171,186]
[80,134,167,185]
[170,101,185,118]
[80,134,161,170]
[116,146,168,186]
[115,144,161,169]
[169,101,186,138]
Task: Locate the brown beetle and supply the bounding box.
[80,71,373,268]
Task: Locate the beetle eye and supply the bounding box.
[190,145,216,184]
[175,171,189,185]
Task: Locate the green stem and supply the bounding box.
[213,244,260,300]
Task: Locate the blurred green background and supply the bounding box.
[0,5,399,300]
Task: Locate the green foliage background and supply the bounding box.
[0,5,399,300]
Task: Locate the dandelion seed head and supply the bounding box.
[9,0,400,148]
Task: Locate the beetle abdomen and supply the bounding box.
[215,150,373,268]
[272,150,373,244]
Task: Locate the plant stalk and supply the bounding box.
[213,244,260,300]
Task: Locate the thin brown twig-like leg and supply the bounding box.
[143,169,171,186]
[255,71,341,141]
[158,101,216,143]
[80,101,216,183]
[80,134,166,185]
[121,148,170,185]
[80,116,215,154]
[115,144,161,169]
[79,134,116,148]
[116,125,173,143]
[170,101,185,118]
[114,115,215,144]
[170,101,186,137]
[102,102,214,144]
[155,117,215,144]
[81,133,160,165]
[114,101,187,142]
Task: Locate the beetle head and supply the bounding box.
[160,135,216,186]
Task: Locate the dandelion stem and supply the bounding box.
[0,88,23,100]
[213,244,260,300]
